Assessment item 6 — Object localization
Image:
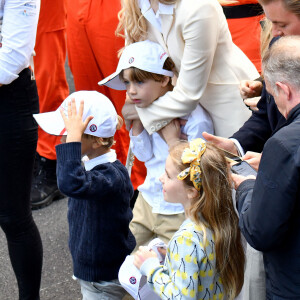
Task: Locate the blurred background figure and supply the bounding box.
[220,0,265,73]
[0,0,43,298]
[31,0,70,209]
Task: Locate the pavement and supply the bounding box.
[0,198,82,300]
[0,61,82,299]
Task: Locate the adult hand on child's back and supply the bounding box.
[60,98,94,143]
[202,132,238,155]
[134,246,158,270]
[240,80,263,100]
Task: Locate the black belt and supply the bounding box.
[222,3,264,19]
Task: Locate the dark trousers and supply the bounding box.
[0,68,42,300]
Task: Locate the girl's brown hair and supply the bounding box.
[169,141,245,300]
[119,57,175,86]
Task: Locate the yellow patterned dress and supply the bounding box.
[140,219,224,299]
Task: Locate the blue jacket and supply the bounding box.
[56,142,136,282]
[236,104,300,299]
[231,82,286,152]
[231,37,286,153]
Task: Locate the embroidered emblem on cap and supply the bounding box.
[129,276,137,285]
[128,57,134,64]
[89,124,97,132]
[160,52,167,60]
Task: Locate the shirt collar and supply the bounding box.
[84,150,117,171]
[138,0,174,32]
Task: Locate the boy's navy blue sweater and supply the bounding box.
[56,142,136,282]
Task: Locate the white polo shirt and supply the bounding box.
[130,104,214,215]
[0,0,40,84]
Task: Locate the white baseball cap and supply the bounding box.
[33,91,118,138]
[98,40,174,90]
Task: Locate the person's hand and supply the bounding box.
[202,132,238,155]
[133,246,158,270]
[122,95,139,131]
[158,119,181,147]
[231,173,256,190]
[240,80,263,100]
[242,151,262,171]
[60,99,93,143]
[243,97,260,111]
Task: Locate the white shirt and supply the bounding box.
[0,0,40,84]
[138,0,174,33]
[84,150,117,171]
[130,104,214,215]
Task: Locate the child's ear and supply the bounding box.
[161,76,170,87]
[187,186,199,200]
[92,137,104,149]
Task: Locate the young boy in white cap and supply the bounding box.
[33,91,136,300]
[99,40,214,251]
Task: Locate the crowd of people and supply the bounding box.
[0,0,299,299]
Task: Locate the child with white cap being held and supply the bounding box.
[33,91,136,300]
[99,40,214,252]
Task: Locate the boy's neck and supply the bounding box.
[87,147,111,160]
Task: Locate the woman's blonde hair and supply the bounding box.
[260,18,273,60]
[83,115,123,148]
[169,141,245,300]
[116,0,177,45]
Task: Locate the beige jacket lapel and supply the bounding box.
[161,12,174,45]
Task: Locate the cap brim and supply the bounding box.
[33,110,66,136]
[98,71,126,90]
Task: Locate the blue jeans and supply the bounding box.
[78,278,127,300]
[0,68,42,300]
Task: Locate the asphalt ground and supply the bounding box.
[0,197,82,300]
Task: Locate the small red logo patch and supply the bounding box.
[129,276,137,285]
[89,124,97,132]
[160,52,167,59]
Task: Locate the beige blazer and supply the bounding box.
[136,0,259,137]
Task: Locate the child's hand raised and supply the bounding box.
[60,99,94,143]
[133,246,158,270]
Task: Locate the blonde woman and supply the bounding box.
[118,0,260,138]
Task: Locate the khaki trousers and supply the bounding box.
[130,193,186,252]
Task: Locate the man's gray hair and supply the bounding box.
[262,36,300,95]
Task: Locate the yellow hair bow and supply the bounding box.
[177,138,206,191]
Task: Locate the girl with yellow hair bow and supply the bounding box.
[134,138,245,300]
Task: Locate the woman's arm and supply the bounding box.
[136,0,221,133]
[0,0,40,84]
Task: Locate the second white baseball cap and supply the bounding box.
[98,40,174,90]
[33,91,118,138]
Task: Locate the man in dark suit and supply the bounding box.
[232,35,300,300]
[203,0,300,165]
